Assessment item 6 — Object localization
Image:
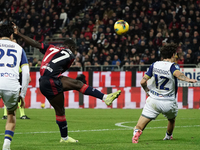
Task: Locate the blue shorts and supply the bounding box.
[39,76,63,100]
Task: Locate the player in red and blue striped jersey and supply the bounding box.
[13,23,121,143]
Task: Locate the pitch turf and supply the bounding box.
[0,109,199,150]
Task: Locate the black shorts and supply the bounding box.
[39,76,63,100]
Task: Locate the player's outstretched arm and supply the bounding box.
[12,22,42,49]
[173,70,197,83]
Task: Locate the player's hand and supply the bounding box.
[18,96,25,108]
[29,77,31,83]
[12,22,18,34]
[188,79,198,83]
[146,91,150,97]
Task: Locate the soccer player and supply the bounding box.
[0,24,30,150]
[13,23,121,143]
[132,43,197,143]
[2,68,31,120]
[2,104,30,119]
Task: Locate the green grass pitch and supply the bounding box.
[0,109,199,150]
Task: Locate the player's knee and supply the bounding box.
[7,110,16,115]
[56,111,65,116]
[74,79,84,90]
[168,118,175,123]
[55,107,65,116]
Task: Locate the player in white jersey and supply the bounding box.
[0,24,30,150]
[132,43,197,143]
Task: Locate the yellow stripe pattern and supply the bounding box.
[173,70,179,75]
[144,74,151,79]
[5,134,13,139]
[20,63,29,69]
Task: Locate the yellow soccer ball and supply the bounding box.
[41,103,45,108]
[114,20,129,35]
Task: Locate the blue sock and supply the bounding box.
[5,130,14,141]
[56,115,68,138]
[80,85,104,100]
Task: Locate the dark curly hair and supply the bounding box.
[0,24,14,38]
[160,43,177,59]
[63,38,76,52]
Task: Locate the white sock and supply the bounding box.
[133,129,139,136]
[62,136,68,141]
[165,133,172,137]
[103,94,107,100]
[3,139,11,149]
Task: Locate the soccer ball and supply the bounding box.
[41,103,45,108]
[114,20,129,35]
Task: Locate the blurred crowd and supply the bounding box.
[1,0,200,71]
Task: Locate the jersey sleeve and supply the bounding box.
[20,49,28,67]
[65,50,75,69]
[145,63,154,78]
[20,65,30,98]
[170,63,180,75]
[40,43,49,54]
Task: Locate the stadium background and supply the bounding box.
[0,70,198,109]
[0,0,200,109]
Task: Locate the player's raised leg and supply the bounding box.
[61,76,121,106]
[104,91,121,105]
[48,93,78,143]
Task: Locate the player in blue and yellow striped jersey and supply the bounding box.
[0,24,29,150]
[132,43,197,143]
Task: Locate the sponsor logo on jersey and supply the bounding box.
[41,65,53,72]
[0,72,18,78]
[150,90,173,98]
[175,64,180,70]
[153,68,170,75]
[0,44,15,48]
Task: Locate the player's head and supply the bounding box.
[63,38,76,53]
[0,24,14,39]
[160,43,177,59]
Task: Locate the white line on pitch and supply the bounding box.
[0,128,129,136]
[115,118,200,129]
[0,124,199,136]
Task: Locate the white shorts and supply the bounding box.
[142,97,178,120]
[0,89,19,111]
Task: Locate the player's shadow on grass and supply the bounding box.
[140,138,178,143]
